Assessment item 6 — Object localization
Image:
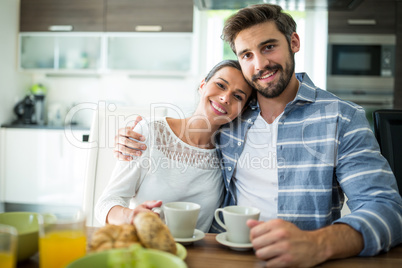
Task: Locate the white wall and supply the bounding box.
[34,74,201,127]
[0,0,31,125]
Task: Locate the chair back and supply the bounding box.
[373,109,402,195]
[83,104,166,226]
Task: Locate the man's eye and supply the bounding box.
[264,45,274,51]
[242,53,251,59]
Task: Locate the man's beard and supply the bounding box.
[248,53,295,99]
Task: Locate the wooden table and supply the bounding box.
[17,228,402,268]
[186,234,402,268]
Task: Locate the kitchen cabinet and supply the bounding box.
[18,0,194,74]
[0,128,89,207]
[19,33,102,71]
[19,0,105,32]
[19,32,193,75]
[106,0,193,32]
[107,33,193,73]
[20,0,193,33]
[328,0,396,34]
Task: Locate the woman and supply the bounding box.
[95,60,254,233]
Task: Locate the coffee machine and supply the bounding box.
[13,84,47,125]
[14,95,36,124]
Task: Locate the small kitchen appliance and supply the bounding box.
[13,95,36,124]
[33,94,45,125]
[13,84,47,125]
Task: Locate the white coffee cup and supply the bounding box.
[214,206,260,244]
[154,202,200,238]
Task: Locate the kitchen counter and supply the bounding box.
[1,123,90,131]
[0,126,90,207]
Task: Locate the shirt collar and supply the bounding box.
[293,72,317,104]
[248,72,318,113]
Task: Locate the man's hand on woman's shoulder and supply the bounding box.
[114,116,147,161]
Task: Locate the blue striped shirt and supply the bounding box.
[214,73,402,256]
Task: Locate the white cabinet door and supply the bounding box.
[1,128,89,206]
[107,33,193,75]
[19,34,102,72]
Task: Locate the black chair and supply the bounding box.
[373,109,402,195]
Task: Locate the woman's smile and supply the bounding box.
[210,101,227,115]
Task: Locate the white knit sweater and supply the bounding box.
[95,117,224,233]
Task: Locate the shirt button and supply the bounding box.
[237,142,241,146]
[247,119,252,123]
[228,167,232,171]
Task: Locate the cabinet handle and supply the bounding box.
[135,25,162,32]
[48,25,74,31]
[347,19,376,25]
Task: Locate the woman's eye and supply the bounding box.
[234,94,243,101]
[216,82,225,89]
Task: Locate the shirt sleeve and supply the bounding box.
[334,107,402,256]
[94,119,151,224]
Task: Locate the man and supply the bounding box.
[113,4,402,267]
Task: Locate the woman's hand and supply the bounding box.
[107,200,163,225]
[125,200,163,224]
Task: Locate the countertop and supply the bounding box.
[1,123,90,131]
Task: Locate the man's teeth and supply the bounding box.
[260,71,276,79]
[212,102,226,114]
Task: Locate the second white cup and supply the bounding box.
[215,206,260,244]
[154,202,200,239]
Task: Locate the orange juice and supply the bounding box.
[39,230,86,268]
[0,252,15,268]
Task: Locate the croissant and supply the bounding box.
[90,211,176,255]
[90,224,140,252]
[134,211,177,255]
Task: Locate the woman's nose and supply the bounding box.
[219,92,231,104]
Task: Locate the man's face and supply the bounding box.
[234,21,300,99]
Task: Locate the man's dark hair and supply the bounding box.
[222,4,297,53]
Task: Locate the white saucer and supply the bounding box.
[216,232,253,251]
[174,229,205,245]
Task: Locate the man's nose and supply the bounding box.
[255,54,269,71]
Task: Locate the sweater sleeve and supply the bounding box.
[94,119,151,224]
[334,107,402,256]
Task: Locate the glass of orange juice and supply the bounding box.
[38,209,86,268]
[0,224,17,268]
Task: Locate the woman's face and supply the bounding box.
[197,66,253,127]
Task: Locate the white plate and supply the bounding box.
[174,229,205,245]
[216,232,253,251]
